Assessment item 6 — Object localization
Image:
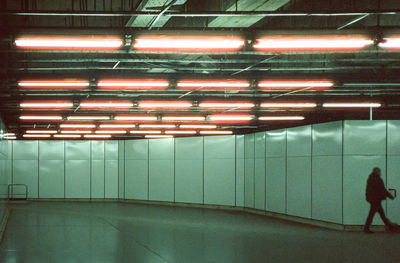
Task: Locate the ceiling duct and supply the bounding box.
[126,0,187,28]
[208,0,290,28]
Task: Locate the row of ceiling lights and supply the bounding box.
[13,34,400,52]
[19,100,382,110]
[17,79,334,91]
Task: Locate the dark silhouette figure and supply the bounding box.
[364,167,394,233]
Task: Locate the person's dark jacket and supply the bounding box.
[366,174,393,203]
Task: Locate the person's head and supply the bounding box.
[372,167,381,177]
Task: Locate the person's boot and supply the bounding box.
[364,227,373,234]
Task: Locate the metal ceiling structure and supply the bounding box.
[1,0,400,140]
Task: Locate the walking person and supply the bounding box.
[364,167,395,233]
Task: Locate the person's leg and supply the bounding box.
[364,203,378,231]
[376,202,393,228]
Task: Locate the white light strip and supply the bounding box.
[5,136,17,140]
[200,131,233,135]
[18,81,90,87]
[26,130,58,134]
[15,39,123,48]
[61,130,92,134]
[179,125,217,129]
[199,103,255,108]
[379,38,400,49]
[130,130,162,134]
[165,130,196,134]
[162,116,205,121]
[99,124,136,128]
[84,135,112,138]
[254,39,373,49]
[139,102,192,108]
[60,124,96,128]
[20,116,62,120]
[258,81,334,88]
[139,124,176,128]
[208,116,254,121]
[177,82,249,88]
[23,134,51,138]
[54,134,82,138]
[145,135,174,138]
[67,116,110,120]
[258,116,305,120]
[20,103,73,108]
[95,130,126,134]
[322,103,381,108]
[80,102,133,108]
[114,116,157,121]
[134,39,244,50]
[260,103,317,108]
[5,133,16,136]
[98,82,169,87]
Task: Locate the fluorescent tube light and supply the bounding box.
[5,133,16,136]
[258,80,334,90]
[67,116,110,120]
[199,102,255,108]
[5,136,17,140]
[260,103,317,108]
[130,130,162,134]
[20,102,74,108]
[165,130,196,134]
[208,115,254,121]
[18,80,90,89]
[378,37,400,49]
[79,101,133,108]
[258,116,305,120]
[133,35,245,52]
[15,36,123,50]
[20,115,63,120]
[138,101,192,108]
[322,103,381,108]
[114,115,157,121]
[179,125,217,129]
[139,124,176,128]
[200,131,233,135]
[253,35,373,51]
[98,79,169,90]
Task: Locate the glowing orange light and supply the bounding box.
[20,100,74,109]
[253,35,373,52]
[161,115,205,122]
[208,114,254,123]
[114,114,157,121]
[79,100,133,109]
[18,79,90,90]
[97,79,169,90]
[138,100,192,110]
[20,115,63,121]
[258,79,334,91]
[177,79,250,90]
[133,35,245,52]
[199,100,255,110]
[378,35,400,50]
[15,36,123,50]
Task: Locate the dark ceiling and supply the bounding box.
[1,0,400,139]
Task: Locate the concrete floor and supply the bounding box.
[0,202,400,263]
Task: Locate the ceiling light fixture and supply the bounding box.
[161,116,206,121]
[79,100,133,109]
[130,130,162,134]
[99,124,136,128]
[133,35,245,52]
[258,80,334,90]
[114,115,157,121]
[20,115,63,120]
[258,116,305,120]
[138,101,192,109]
[84,134,112,138]
[378,36,400,49]
[253,35,373,52]
[139,124,176,128]
[26,130,58,134]
[260,102,317,108]
[322,103,381,108]
[208,115,254,121]
[97,79,169,90]
[23,134,51,138]
[199,102,255,109]
[95,130,127,134]
[67,116,110,120]
[20,101,74,108]
[60,124,96,128]
[165,130,196,134]
[145,135,174,139]
[18,80,90,89]
[15,36,123,50]
[61,130,92,134]
[200,131,233,135]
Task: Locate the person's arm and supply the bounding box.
[378,178,394,199]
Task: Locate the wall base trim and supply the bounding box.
[18,199,388,232]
